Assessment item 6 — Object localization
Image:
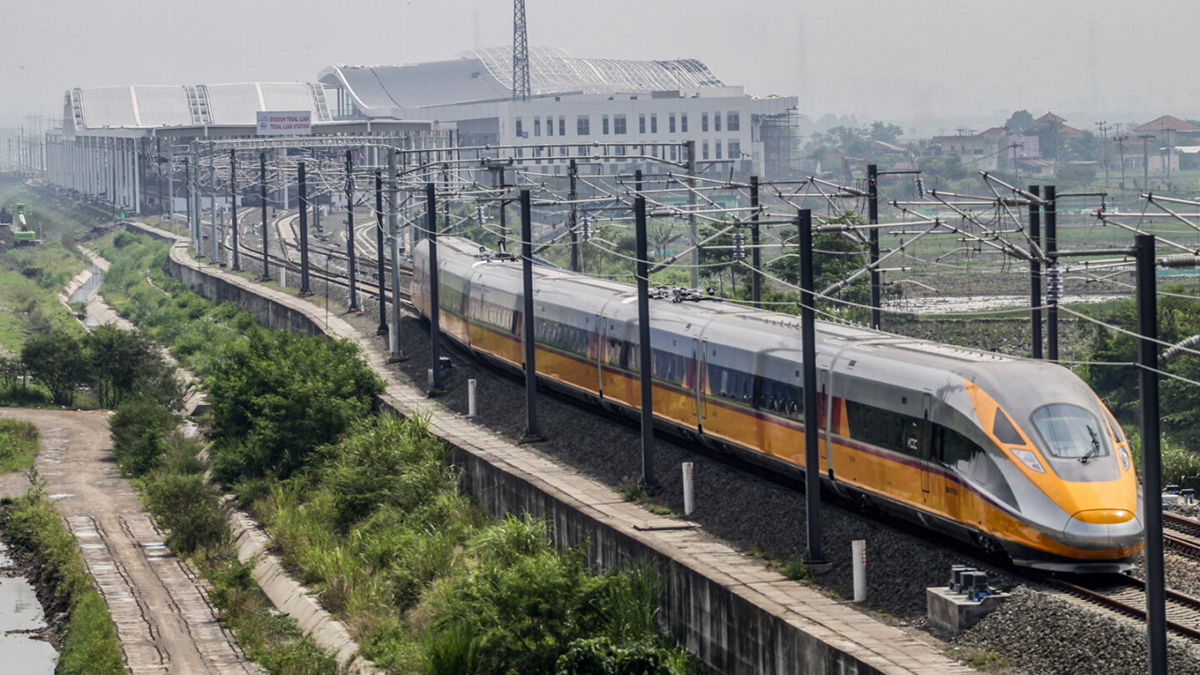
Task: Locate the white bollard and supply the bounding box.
[388,321,399,355]
[468,378,478,417]
[852,539,867,602]
[280,268,287,288]
[682,462,695,515]
[427,368,434,391]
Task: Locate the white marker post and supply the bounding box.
[852,539,867,602]
[682,462,695,515]
[467,379,478,418]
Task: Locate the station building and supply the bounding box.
[43,82,446,214]
[319,47,802,179]
[39,46,801,215]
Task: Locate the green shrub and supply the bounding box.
[209,327,383,481]
[141,471,228,555]
[325,415,451,530]
[110,399,177,476]
[556,637,670,675]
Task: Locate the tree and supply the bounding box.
[697,222,752,298]
[85,326,181,409]
[767,212,871,305]
[1004,110,1035,135]
[868,122,904,143]
[209,328,384,481]
[921,154,968,182]
[647,220,678,259]
[21,331,88,406]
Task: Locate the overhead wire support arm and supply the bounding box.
[820,220,942,296]
[1143,193,1200,235]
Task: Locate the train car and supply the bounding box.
[412,237,1144,573]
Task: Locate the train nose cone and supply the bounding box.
[1062,509,1144,551]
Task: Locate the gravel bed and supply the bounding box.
[955,587,1200,674]
[290,278,1200,674]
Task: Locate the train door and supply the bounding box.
[919,392,944,513]
[694,338,708,429]
[819,376,830,476]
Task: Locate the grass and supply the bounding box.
[120,429,340,673]
[0,478,125,675]
[951,646,1013,670]
[0,418,39,472]
[96,223,695,674]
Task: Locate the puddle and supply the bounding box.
[0,542,57,673]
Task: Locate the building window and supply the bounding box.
[728,140,741,159]
[559,146,568,157]
[639,114,646,134]
[669,113,676,133]
[578,145,588,156]
[614,114,627,135]
[715,140,722,159]
[577,115,590,136]
[602,115,610,135]
[727,111,740,131]
[670,145,678,161]
[701,113,708,132]
[545,117,553,137]
[681,113,688,133]
[650,113,658,133]
[702,141,709,160]
[516,117,524,138]
[559,117,566,136]
[615,145,626,156]
[534,117,542,137]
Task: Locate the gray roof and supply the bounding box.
[65,83,334,130]
[320,46,725,117]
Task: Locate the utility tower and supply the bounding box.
[512,0,531,101]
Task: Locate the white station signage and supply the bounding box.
[256,111,313,136]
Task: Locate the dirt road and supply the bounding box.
[0,408,256,674]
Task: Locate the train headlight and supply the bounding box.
[1010,448,1046,474]
[1119,446,1131,471]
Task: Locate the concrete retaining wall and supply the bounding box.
[137,222,967,675]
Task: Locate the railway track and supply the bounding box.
[212,219,1200,648]
[1047,573,1200,641]
[1164,511,1200,560]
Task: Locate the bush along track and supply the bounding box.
[100,228,695,674]
[1,477,125,674]
[86,232,338,672]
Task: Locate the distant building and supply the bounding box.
[319,47,803,179]
[929,127,1038,171]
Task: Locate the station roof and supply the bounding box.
[65,82,334,131]
[320,46,726,117]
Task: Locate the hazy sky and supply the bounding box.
[4,0,1196,134]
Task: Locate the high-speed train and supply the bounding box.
[412,236,1143,572]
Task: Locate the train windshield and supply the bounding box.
[1031,404,1110,462]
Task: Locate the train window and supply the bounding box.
[755,377,802,419]
[1102,408,1127,446]
[845,400,919,456]
[652,349,686,384]
[708,364,753,403]
[941,426,1017,507]
[1031,404,1110,460]
[606,337,628,369]
[992,410,1024,445]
